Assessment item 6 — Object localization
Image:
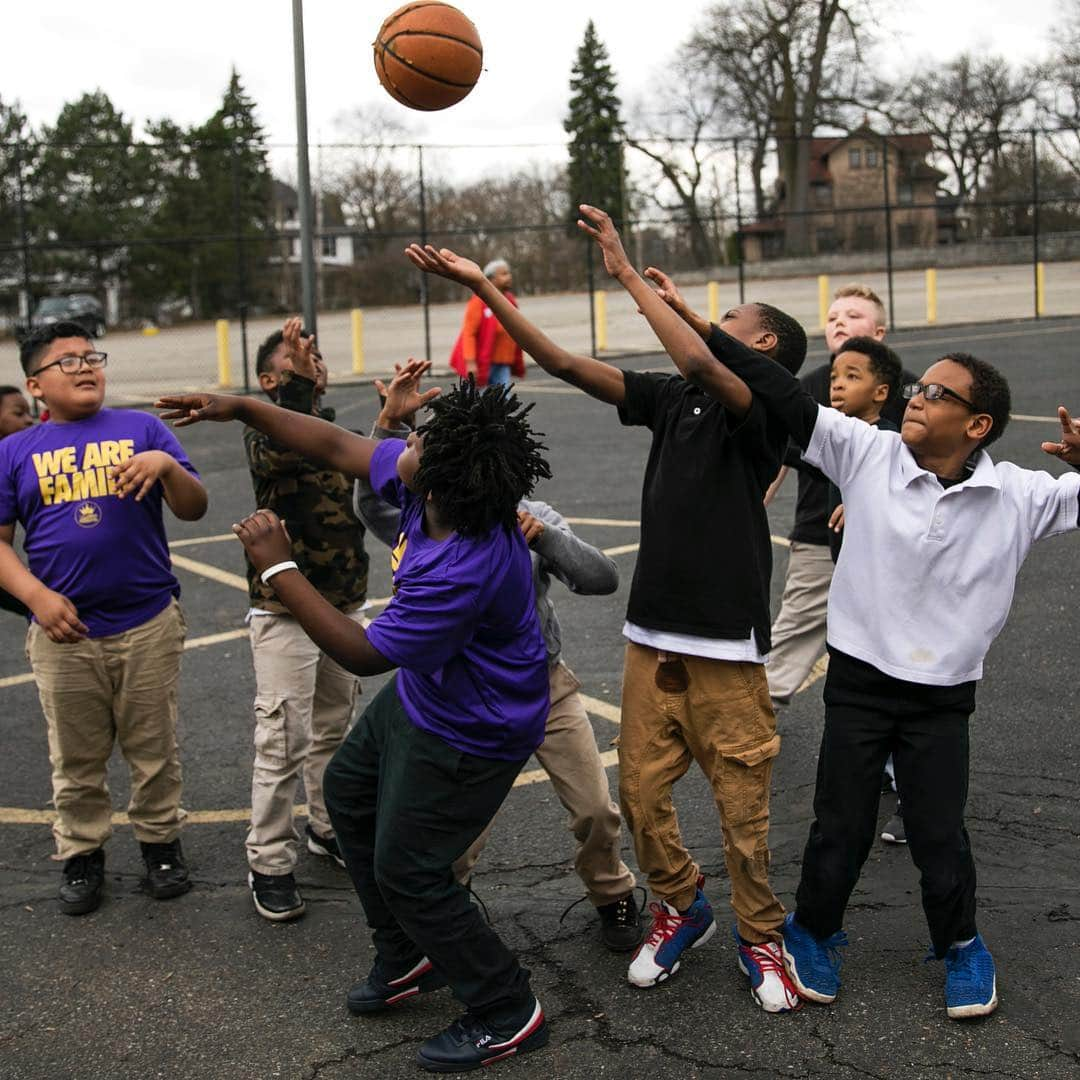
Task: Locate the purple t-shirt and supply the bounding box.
[0,408,199,638]
[365,439,549,761]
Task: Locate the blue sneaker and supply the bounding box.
[627,881,716,987]
[780,912,847,1003]
[943,935,998,1019]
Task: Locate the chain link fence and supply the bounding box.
[3,128,1079,401]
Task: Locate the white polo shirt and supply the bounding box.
[805,405,1080,686]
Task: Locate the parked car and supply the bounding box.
[29,294,106,338]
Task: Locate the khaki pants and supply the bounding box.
[27,598,188,861]
[766,541,834,706]
[619,642,785,944]
[454,661,635,906]
[246,609,363,875]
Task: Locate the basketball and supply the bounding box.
[373,2,483,112]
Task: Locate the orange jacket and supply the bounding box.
[449,292,525,385]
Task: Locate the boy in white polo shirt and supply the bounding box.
[661,323,1080,1022]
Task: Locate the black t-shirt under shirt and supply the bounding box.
[788,361,917,546]
[617,369,786,651]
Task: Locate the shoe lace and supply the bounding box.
[465,880,490,925]
[559,885,646,927]
[65,854,93,884]
[818,930,849,974]
[642,902,690,947]
[747,942,804,1009]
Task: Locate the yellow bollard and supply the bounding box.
[595,290,607,352]
[817,274,830,330]
[351,309,364,374]
[926,268,937,324]
[1036,262,1046,316]
[216,319,231,389]
[707,281,720,323]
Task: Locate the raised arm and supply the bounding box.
[522,501,618,595]
[404,243,626,407]
[576,205,751,417]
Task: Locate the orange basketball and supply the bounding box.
[373,2,483,112]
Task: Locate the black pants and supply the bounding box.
[795,648,978,958]
[324,676,532,1021]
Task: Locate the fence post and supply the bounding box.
[216,320,232,389]
[925,268,937,324]
[708,281,720,323]
[351,309,364,374]
[881,133,895,331]
[733,138,745,305]
[1036,262,1046,316]
[417,145,431,362]
[1032,130,1041,320]
[594,291,608,351]
[818,274,830,330]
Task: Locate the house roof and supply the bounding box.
[807,126,938,183]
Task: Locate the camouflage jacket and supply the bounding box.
[243,371,369,613]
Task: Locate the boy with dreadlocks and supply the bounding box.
[407,204,807,1015]
[157,371,553,1073]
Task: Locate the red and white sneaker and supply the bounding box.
[735,929,802,1013]
[628,880,716,988]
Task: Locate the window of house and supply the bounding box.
[321,235,337,258]
[816,227,839,253]
[897,223,917,247]
[853,224,877,250]
[849,147,862,169]
[897,181,914,205]
[812,184,833,207]
[865,147,878,168]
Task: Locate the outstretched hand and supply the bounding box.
[376,358,441,428]
[1041,406,1080,466]
[156,393,243,427]
[232,508,293,575]
[575,204,632,280]
[404,243,486,288]
[282,315,319,383]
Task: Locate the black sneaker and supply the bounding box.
[305,824,346,869]
[59,848,105,916]
[416,997,548,1072]
[597,891,644,952]
[881,800,906,844]
[248,870,305,921]
[140,839,193,900]
[347,956,446,1015]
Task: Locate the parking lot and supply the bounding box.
[2,316,1080,1078]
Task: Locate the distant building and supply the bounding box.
[740,125,948,261]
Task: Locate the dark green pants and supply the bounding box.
[324,676,533,1020]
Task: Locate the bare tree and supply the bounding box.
[888,53,1038,203]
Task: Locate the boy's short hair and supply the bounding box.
[755,303,807,376]
[19,321,93,375]
[940,351,1012,449]
[416,379,551,538]
[833,283,887,327]
[0,385,23,399]
[256,330,285,375]
[835,335,902,395]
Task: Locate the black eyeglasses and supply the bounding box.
[31,351,108,377]
[901,382,976,411]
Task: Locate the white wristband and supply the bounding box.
[260,560,299,585]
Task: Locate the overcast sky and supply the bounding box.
[8,0,1065,176]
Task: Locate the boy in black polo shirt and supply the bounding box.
[406,206,808,1014]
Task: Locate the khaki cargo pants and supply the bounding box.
[27,598,188,861]
[453,661,635,906]
[246,609,364,875]
[619,642,786,944]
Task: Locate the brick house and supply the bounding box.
[741,125,946,260]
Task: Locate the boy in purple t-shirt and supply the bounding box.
[158,374,553,1074]
[0,321,208,916]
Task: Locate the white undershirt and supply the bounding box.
[622,621,767,663]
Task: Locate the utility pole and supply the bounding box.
[292,0,317,334]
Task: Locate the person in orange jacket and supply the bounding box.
[450,259,526,386]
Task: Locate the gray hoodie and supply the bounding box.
[354,426,618,668]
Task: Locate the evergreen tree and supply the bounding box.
[564,21,625,227]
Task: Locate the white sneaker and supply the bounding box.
[735,934,801,1013]
[627,889,716,988]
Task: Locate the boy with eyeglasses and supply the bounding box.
[661,318,1080,1021]
[0,320,207,916]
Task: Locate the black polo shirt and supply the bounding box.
[788,361,916,545]
[618,370,786,650]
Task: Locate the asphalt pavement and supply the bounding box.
[2,317,1079,1079]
